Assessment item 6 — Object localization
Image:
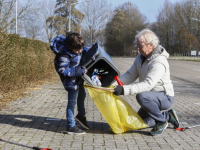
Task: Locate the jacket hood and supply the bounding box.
[50,35,75,56]
[147,45,169,60]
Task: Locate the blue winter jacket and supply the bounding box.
[50,35,89,91]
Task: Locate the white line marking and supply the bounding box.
[46,118,61,121]
[180,122,188,124]
[193,69,200,72]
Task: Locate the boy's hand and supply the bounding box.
[84,69,87,74]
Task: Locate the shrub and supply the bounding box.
[0,33,56,100]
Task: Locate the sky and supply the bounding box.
[107,0,183,23]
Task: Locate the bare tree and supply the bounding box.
[0,0,16,32]
[24,23,41,39]
[78,0,112,47]
[154,0,174,53]
[0,0,34,34]
[171,0,198,54]
[35,0,56,42]
[151,0,200,55]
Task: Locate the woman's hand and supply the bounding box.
[112,85,124,95]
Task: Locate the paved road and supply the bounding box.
[0,58,200,150]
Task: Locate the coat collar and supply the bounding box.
[140,45,169,62]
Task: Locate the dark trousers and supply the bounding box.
[136,91,174,127]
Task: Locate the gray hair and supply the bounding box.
[134,28,160,48]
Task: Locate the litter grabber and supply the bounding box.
[176,125,200,131]
[114,76,124,86]
[0,138,52,150]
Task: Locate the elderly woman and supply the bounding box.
[112,28,179,136]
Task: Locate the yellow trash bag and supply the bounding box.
[85,85,149,134]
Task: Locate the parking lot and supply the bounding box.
[0,58,200,150]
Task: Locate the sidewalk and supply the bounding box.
[0,60,200,150]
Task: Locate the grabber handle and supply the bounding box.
[114,76,124,86]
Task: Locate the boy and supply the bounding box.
[50,32,89,135]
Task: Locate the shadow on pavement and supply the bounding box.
[0,114,112,134]
[0,114,156,135]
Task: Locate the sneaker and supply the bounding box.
[150,121,168,136]
[168,108,180,129]
[75,115,89,129]
[67,126,86,135]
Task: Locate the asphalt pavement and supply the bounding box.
[0,58,200,150]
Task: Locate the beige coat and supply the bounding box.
[118,45,174,97]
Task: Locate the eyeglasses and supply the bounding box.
[136,44,145,48]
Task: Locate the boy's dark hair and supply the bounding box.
[65,32,84,50]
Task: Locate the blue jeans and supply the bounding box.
[67,83,86,129]
[136,91,174,127]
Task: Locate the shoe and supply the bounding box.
[75,115,89,129]
[150,121,168,136]
[168,108,179,129]
[67,126,86,135]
